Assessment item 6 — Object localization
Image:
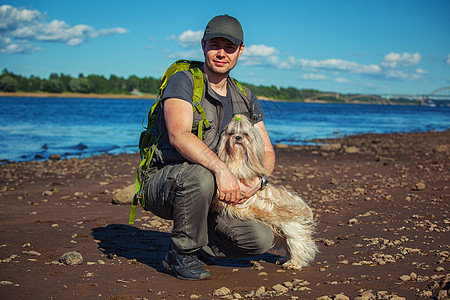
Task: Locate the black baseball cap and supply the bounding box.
[203,14,244,45]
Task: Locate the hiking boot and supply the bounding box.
[162,248,211,280]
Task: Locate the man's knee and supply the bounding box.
[180,164,215,200]
[248,224,274,255]
[213,218,274,257]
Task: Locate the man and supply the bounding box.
[142,15,276,280]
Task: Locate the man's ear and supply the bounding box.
[201,39,206,52]
[238,43,245,58]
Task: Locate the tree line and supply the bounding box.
[0,69,322,101]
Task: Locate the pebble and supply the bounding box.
[213,287,231,296]
[22,250,41,256]
[348,218,358,225]
[344,146,359,153]
[255,286,265,297]
[272,283,288,293]
[59,251,83,265]
[413,182,426,191]
[399,274,411,281]
[334,293,350,300]
[315,296,332,300]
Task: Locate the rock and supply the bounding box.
[348,218,358,225]
[413,182,426,191]
[334,293,350,300]
[59,251,83,265]
[255,286,266,297]
[437,290,448,300]
[213,287,231,296]
[112,184,135,205]
[320,144,332,151]
[49,154,61,161]
[22,250,41,256]
[344,146,359,154]
[272,284,288,293]
[355,187,365,194]
[275,143,289,149]
[330,143,342,151]
[399,274,411,281]
[315,296,332,300]
[355,291,375,300]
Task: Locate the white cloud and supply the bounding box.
[301,73,326,80]
[240,44,280,67]
[416,68,428,74]
[295,58,381,74]
[166,35,176,41]
[168,49,203,60]
[381,52,421,68]
[178,30,202,48]
[244,44,279,57]
[385,69,422,80]
[334,77,350,83]
[0,4,127,54]
[446,54,450,65]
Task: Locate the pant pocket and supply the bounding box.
[142,169,175,220]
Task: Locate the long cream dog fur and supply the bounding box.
[214,115,318,269]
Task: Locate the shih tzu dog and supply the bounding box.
[214,115,318,269]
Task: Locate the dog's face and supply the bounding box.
[218,115,266,178]
[221,115,255,158]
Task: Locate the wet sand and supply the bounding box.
[0,131,449,299]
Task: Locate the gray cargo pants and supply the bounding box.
[142,162,274,257]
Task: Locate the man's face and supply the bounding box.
[202,37,245,76]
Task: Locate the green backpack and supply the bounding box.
[129,59,247,224]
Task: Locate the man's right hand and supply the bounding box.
[215,164,241,205]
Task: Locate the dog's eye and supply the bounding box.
[228,132,235,136]
[242,133,249,137]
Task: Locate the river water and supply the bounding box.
[0,97,449,162]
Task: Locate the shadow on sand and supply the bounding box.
[92,224,280,275]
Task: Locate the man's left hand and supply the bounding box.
[236,177,261,204]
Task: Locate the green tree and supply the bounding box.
[29,76,42,91]
[59,73,72,92]
[126,75,140,91]
[42,79,64,93]
[69,78,93,93]
[0,76,18,92]
[109,75,126,93]
[87,75,109,94]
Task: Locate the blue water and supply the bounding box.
[0,97,449,163]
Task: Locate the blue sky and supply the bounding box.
[1,0,449,95]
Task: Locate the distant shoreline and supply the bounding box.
[0,92,422,105]
[0,92,157,99]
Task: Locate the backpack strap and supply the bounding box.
[232,78,256,124]
[189,68,211,139]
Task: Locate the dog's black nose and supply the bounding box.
[235,135,242,141]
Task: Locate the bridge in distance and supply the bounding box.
[304,87,450,106]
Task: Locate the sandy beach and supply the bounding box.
[0,131,449,299]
